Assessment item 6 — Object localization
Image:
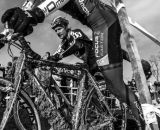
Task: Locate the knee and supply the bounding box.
[96,54,110,67]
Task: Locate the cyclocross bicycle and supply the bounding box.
[0,30,128,130]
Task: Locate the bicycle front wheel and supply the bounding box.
[0,78,42,130]
[0,78,18,130]
[13,89,42,130]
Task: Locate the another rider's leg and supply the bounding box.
[92,20,145,129]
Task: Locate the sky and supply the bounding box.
[0,0,160,80]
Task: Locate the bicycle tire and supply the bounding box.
[80,87,127,130]
[13,89,42,130]
[0,78,42,130]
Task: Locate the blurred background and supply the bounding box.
[0,0,160,80]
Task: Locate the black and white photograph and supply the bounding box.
[0,0,160,130]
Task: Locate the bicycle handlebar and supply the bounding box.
[0,26,87,71]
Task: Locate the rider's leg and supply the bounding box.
[87,44,99,75]
[92,20,145,129]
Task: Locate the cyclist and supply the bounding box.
[47,16,99,90]
[48,16,97,74]
[0,0,145,128]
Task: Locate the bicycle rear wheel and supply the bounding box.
[80,87,127,130]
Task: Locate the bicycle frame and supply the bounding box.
[43,62,116,129]
[0,51,70,130]
[0,36,121,130]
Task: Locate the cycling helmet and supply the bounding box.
[51,16,69,29]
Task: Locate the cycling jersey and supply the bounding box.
[39,0,117,28]
[52,29,92,60]
[38,0,120,67]
[51,28,97,74]
[60,0,117,28]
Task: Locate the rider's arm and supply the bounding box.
[49,44,64,61]
[37,0,70,16]
[52,44,63,56]
[61,29,91,57]
[61,39,83,57]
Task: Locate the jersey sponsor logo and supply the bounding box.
[94,32,104,58]
[78,0,90,16]
[40,0,65,15]
[56,0,65,7]
[71,31,82,39]
[53,67,82,78]
[41,1,56,14]
[47,1,56,12]
[69,31,82,46]
[96,55,109,66]
[95,35,99,57]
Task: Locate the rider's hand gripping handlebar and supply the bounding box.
[0,22,41,60]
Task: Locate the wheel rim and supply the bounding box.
[82,88,127,130]
[14,90,41,130]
